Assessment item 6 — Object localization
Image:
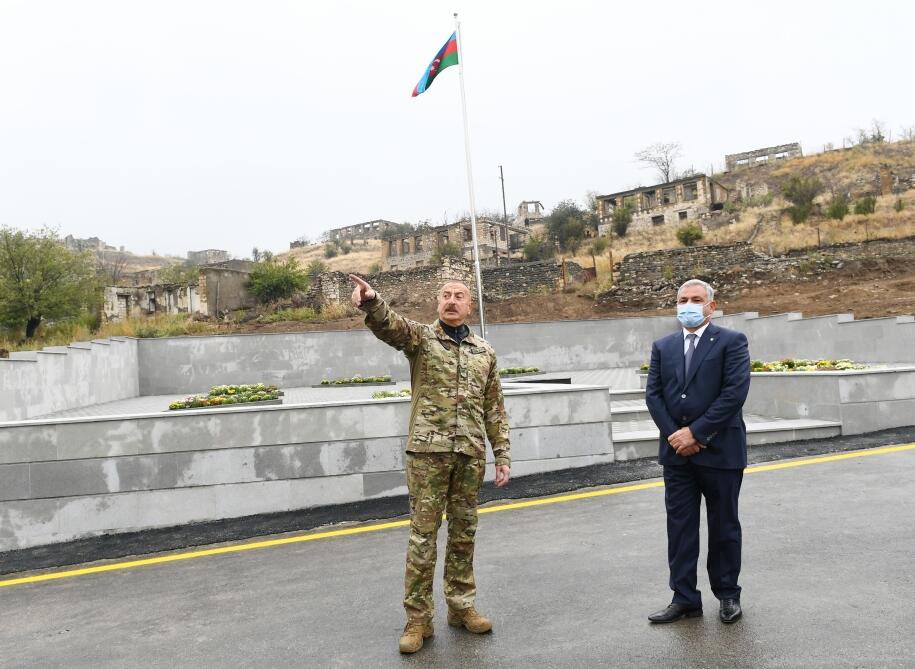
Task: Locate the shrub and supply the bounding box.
[853,195,876,216]
[324,243,338,258]
[782,176,821,224]
[305,260,327,277]
[321,374,393,385]
[894,197,905,212]
[372,389,412,399]
[522,234,555,262]
[827,194,849,220]
[744,193,774,208]
[499,366,540,376]
[338,242,352,255]
[247,258,309,303]
[676,223,703,247]
[611,204,633,237]
[368,262,383,274]
[431,240,463,264]
[257,307,317,324]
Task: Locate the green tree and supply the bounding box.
[611,203,634,237]
[246,257,309,303]
[0,227,99,339]
[158,263,200,284]
[827,194,849,220]
[782,176,822,224]
[431,240,463,264]
[522,234,556,262]
[545,200,594,254]
[588,237,609,268]
[853,196,876,215]
[676,222,704,247]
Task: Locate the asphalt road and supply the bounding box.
[0,444,913,668]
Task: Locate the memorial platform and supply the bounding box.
[1,442,912,668]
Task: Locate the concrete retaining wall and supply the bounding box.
[742,367,915,435]
[0,338,138,423]
[137,311,915,396]
[0,384,612,551]
[5,310,913,421]
[638,367,915,435]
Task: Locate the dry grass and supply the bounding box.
[277,239,383,274]
[0,314,219,352]
[752,192,915,255]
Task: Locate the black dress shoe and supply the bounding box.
[719,599,742,623]
[648,603,703,623]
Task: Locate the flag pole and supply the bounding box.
[454,12,487,339]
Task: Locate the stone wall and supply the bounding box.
[617,242,762,288]
[309,259,586,307]
[607,236,915,307]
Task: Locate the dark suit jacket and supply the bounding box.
[645,322,751,469]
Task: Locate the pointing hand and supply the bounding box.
[349,274,376,307]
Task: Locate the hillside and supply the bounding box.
[277,239,382,274]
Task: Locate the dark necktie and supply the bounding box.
[685,333,698,375]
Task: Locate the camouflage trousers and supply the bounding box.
[403,451,485,622]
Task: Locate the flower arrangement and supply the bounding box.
[750,358,867,372]
[168,383,281,410]
[371,389,412,399]
[637,359,867,374]
[499,367,540,376]
[320,374,393,385]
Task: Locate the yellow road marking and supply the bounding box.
[1,442,912,589]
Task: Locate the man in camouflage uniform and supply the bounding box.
[349,274,511,654]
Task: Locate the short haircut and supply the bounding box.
[677,279,715,302]
[438,281,472,298]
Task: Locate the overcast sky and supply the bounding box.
[1,0,911,259]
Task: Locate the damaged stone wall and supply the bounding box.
[603,236,915,307]
[309,258,587,308]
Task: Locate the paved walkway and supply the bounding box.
[1,444,912,668]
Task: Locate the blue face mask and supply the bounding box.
[676,302,708,328]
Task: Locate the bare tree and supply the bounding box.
[634,142,682,183]
[96,250,129,285]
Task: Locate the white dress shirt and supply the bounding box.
[682,321,710,354]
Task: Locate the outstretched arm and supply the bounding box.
[349,274,422,356]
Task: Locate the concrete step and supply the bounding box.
[609,388,645,402]
[612,415,842,461]
[610,400,650,422]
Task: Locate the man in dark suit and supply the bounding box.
[645,279,751,624]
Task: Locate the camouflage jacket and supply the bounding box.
[360,296,511,466]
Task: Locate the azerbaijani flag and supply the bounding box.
[411,32,459,97]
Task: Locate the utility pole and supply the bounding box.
[499,165,509,262]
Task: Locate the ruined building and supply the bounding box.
[514,201,545,227]
[187,249,230,265]
[324,219,398,243]
[381,218,530,271]
[725,142,803,171]
[596,174,730,233]
[103,263,256,321]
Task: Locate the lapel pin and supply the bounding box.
[710,337,715,342]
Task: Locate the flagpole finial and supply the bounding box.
[453,12,458,18]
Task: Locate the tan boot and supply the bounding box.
[447,606,493,633]
[398,620,434,654]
